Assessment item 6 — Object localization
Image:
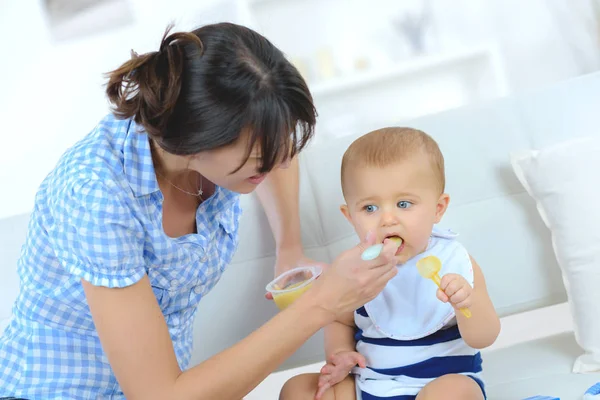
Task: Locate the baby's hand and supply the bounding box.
[438,273,473,311]
[315,350,366,399]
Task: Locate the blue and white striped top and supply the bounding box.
[353,228,485,399]
[0,114,242,399]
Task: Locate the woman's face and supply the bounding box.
[187,131,290,194]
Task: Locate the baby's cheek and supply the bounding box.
[355,226,368,242]
[413,229,433,253]
[353,218,372,240]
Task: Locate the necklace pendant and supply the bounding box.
[198,189,203,197]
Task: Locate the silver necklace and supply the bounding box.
[156,171,204,199]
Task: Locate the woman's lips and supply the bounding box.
[247,174,266,185]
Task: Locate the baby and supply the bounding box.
[280,127,500,400]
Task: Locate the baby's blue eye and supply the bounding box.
[364,205,379,213]
[397,201,412,209]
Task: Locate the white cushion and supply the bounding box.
[484,332,600,399]
[0,213,29,335]
[511,136,600,373]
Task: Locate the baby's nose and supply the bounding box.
[381,211,400,226]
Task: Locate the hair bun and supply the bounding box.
[105,24,203,139]
[159,24,203,55]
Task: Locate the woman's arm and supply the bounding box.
[455,256,501,349]
[257,158,326,273]
[256,157,327,300]
[83,276,331,400]
[255,157,302,256]
[83,235,400,400]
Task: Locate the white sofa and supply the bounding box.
[2,72,600,399]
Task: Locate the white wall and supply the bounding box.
[246,0,600,89]
[430,0,600,90]
[1,0,599,219]
[0,0,228,219]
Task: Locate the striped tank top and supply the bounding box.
[353,228,486,399]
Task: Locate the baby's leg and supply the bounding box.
[279,373,356,400]
[416,374,484,400]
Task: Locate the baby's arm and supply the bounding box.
[325,311,357,356]
[315,311,364,399]
[440,255,500,349]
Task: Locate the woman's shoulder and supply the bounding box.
[47,115,143,187]
[57,114,132,177]
[36,115,144,216]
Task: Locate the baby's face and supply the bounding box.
[341,155,449,264]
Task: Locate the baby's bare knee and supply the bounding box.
[279,373,319,400]
[417,374,484,400]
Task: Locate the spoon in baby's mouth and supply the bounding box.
[361,236,403,261]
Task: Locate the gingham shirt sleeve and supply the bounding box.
[47,177,147,288]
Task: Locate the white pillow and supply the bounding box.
[511,136,600,373]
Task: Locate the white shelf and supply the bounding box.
[309,47,498,99]
[235,0,509,147]
[246,0,287,6]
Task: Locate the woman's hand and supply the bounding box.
[307,231,400,319]
[265,246,328,300]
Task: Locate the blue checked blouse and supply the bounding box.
[0,115,242,399]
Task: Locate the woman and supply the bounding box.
[0,22,399,399]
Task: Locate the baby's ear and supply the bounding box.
[340,204,353,224]
[434,193,450,223]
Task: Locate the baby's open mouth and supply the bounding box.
[384,235,404,255]
[385,235,403,245]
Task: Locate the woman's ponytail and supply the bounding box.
[104,24,203,139]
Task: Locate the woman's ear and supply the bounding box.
[434,193,450,223]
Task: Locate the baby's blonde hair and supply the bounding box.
[341,127,445,198]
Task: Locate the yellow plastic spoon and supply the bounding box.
[416,255,472,318]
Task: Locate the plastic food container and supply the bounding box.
[265,266,322,310]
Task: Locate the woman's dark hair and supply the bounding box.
[105,22,316,173]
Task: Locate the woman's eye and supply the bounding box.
[397,201,412,209]
[364,205,379,213]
